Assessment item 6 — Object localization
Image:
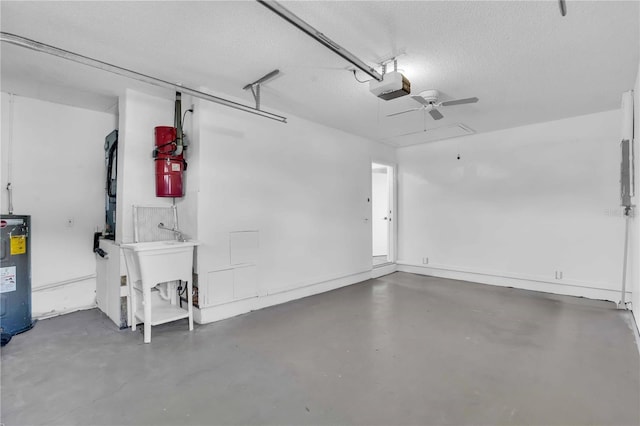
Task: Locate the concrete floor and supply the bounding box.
[2,272,639,426]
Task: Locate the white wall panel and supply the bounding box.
[397,110,627,300]
[195,97,395,298]
[116,89,173,244]
[0,93,116,317]
[117,89,395,322]
[630,61,640,330]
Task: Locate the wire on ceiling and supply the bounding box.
[351,69,373,84]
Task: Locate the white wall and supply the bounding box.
[0,93,117,317]
[117,89,395,322]
[6,86,634,324]
[397,110,628,301]
[630,61,640,331]
[196,97,394,291]
[116,89,177,244]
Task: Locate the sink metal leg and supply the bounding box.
[187,280,194,331]
[143,286,152,343]
[130,286,137,331]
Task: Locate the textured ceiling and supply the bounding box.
[1,1,639,147]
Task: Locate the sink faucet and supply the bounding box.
[158,223,187,242]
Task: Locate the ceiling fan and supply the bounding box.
[387,90,478,120]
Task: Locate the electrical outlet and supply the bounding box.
[555,270,563,279]
[422,257,429,265]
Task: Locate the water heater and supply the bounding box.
[0,215,34,336]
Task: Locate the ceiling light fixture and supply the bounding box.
[0,32,287,123]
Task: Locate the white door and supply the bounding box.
[372,164,390,257]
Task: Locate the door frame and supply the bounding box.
[371,161,397,265]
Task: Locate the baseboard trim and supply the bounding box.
[396,262,629,303]
[628,310,640,355]
[193,298,254,324]
[33,274,97,292]
[32,277,98,319]
[195,268,376,325]
[35,303,97,320]
[371,263,396,278]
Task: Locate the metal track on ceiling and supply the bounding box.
[0,32,287,123]
[258,0,383,82]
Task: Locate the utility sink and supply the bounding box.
[120,240,199,288]
[120,240,199,343]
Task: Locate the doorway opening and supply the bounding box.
[372,163,394,266]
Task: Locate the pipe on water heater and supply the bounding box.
[174,92,184,156]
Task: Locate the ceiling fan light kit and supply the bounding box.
[417,89,439,104]
[388,89,479,120]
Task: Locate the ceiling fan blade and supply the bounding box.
[441,97,479,107]
[411,95,431,106]
[387,107,422,117]
[429,108,444,120]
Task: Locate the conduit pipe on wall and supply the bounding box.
[32,274,97,292]
[174,92,184,156]
[5,94,15,214]
[619,90,635,310]
[620,210,632,309]
[0,32,287,123]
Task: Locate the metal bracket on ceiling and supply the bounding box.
[380,58,398,76]
[0,32,288,123]
[243,69,280,110]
